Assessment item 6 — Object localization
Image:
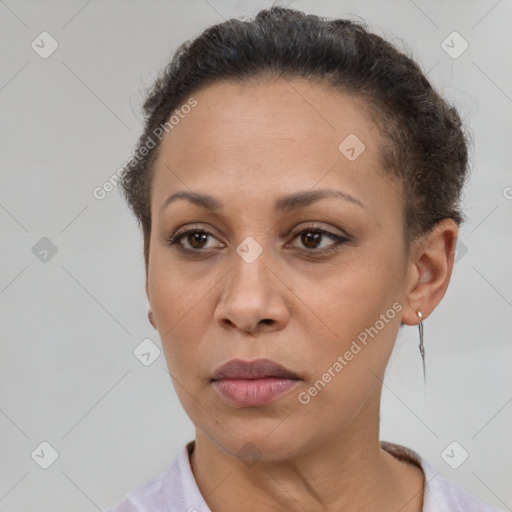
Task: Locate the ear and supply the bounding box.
[145,279,157,329]
[401,218,459,326]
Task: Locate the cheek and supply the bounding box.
[148,273,199,373]
[299,250,398,327]
[294,300,399,432]
[294,246,402,383]
[148,251,206,329]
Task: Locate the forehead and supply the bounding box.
[150,78,396,219]
[161,78,379,156]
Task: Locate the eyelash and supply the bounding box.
[166,224,349,256]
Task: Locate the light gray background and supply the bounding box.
[0,0,511,510]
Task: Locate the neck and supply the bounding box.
[189,395,424,512]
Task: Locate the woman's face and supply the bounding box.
[146,78,413,460]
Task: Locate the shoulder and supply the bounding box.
[424,468,503,512]
[380,441,504,512]
[103,441,206,512]
[102,462,174,512]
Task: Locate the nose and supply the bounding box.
[214,249,290,335]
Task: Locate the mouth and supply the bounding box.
[210,358,301,407]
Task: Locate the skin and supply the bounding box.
[144,78,458,512]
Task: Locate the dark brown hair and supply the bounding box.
[119,7,470,271]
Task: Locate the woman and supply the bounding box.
[104,7,501,512]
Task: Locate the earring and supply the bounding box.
[417,310,425,381]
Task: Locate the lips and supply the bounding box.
[211,358,301,407]
[211,358,301,381]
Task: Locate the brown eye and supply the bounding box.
[167,225,348,257]
[290,228,348,253]
[167,229,223,252]
[186,232,209,249]
[300,231,323,249]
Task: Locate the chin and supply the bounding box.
[210,422,310,463]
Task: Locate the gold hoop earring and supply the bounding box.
[417,310,425,381]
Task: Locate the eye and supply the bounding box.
[166,224,349,255]
[288,225,349,254]
[167,227,223,252]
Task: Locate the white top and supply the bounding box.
[103,440,503,512]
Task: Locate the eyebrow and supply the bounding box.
[159,188,367,215]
